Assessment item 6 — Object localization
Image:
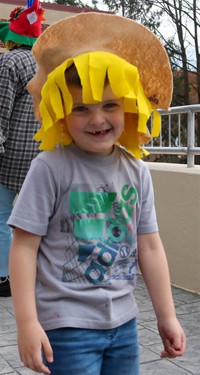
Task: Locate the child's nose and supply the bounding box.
[89,110,105,126]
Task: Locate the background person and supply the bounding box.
[0,0,45,297]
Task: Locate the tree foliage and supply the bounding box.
[101,0,163,33]
[151,0,200,155]
[54,0,163,33]
[152,0,200,105]
[54,0,92,8]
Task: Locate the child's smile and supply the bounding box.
[88,129,111,136]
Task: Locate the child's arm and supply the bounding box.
[9,228,53,374]
[138,232,186,358]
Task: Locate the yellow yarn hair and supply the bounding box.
[34,51,160,158]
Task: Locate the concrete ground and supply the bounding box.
[0,274,200,374]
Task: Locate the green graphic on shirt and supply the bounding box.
[67,185,138,284]
[74,218,105,240]
[70,192,117,214]
[71,191,116,240]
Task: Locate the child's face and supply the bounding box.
[66,84,125,156]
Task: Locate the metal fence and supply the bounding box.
[145,104,200,167]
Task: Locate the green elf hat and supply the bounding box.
[0,0,45,47]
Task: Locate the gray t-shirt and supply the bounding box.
[8,143,158,331]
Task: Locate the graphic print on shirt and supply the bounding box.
[61,183,138,285]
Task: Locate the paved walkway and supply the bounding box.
[0,274,200,375]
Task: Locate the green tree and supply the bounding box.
[54,0,92,8]
[54,0,163,33]
[152,0,200,163]
[101,0,163,33]
[153,0,200,105]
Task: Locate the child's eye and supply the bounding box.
[103,102,120,110]
[72,105,88,113]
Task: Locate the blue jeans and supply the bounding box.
[0,183,16,277]
[45,318,139,375]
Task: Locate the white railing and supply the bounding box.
[145,104,200,167]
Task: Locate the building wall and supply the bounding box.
[149,162,200,294]
[0,0,109,52]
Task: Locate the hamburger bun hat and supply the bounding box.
[0,0,45,47]
[28,12,173,158]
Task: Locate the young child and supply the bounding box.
[8,13,186,375]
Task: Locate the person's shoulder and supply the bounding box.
[118,145,147,168]
[35,146,70,164]
[0,50,15,71]
[0,50,11,64]
[31,147,75,178]
[0,48,33,69]
[11,47,33,61]
[118,146,151,182]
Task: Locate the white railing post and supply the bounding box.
[145,105,200,167]
[187,110,195,167]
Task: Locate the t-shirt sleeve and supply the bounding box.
[7,156,57,236]
[137,163,158,235]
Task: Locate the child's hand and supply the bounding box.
[157,317,186,358]
[17,319,53,374]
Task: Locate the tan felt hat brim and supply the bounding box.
[31,12,172,111]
